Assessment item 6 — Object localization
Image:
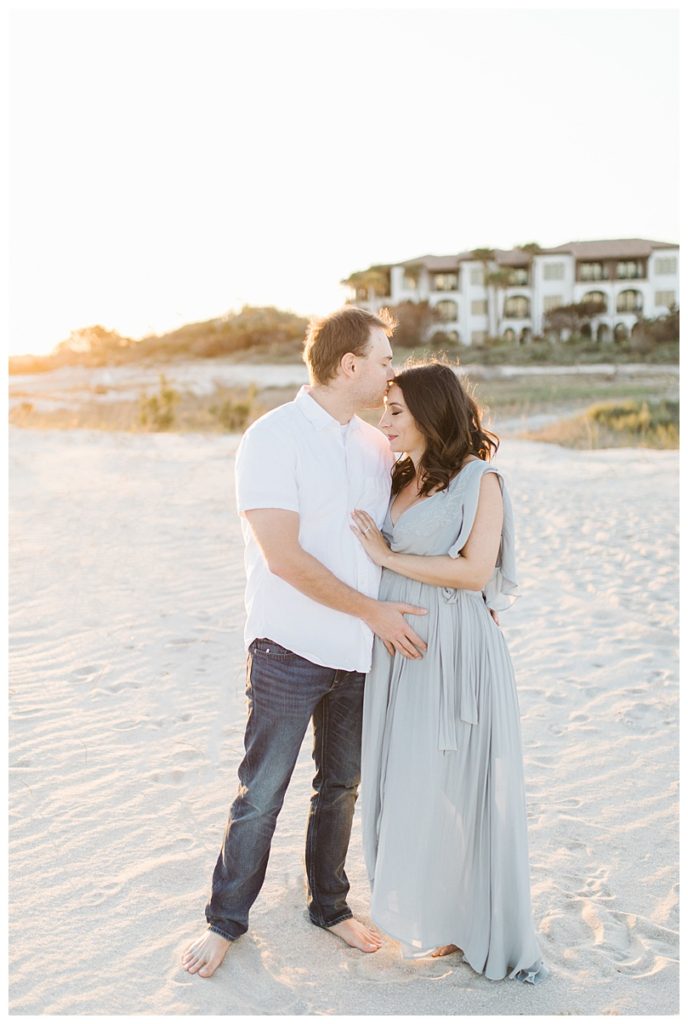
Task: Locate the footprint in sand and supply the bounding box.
[105,680,141,694]
[71,664,102,680]
[80,881,121,908]
[529,754,555,766]
[554,796,583,809]
[172,835,196,850]
[589,907,678,974]
[171,746,204,763]
[149,768,186,785]
[343,953,459,984]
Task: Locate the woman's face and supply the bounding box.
[378,382,426,457]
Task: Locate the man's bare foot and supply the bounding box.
[181,930,231,978]
[431,943,461,958]
[326,917,382,953]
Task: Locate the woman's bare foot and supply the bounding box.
[431,943,461,958]
[181,930,231,978]
[327,917,383,952]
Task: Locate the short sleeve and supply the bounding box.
[447,464,483,560]
[235,418,299,514]
[448,464,519,612]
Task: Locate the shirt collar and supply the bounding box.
[295,385,363,433]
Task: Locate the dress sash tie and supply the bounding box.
[437,588,481,750]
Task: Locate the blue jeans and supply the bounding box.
[205,638,365,941]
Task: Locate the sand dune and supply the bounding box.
[9,426,678,1014]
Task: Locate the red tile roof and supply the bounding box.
[539,238,677,259]
[393,238,676,271]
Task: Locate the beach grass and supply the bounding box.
[9,367,679,448]
[523,398,679,449]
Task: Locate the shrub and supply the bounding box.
[524,398,678,449]
[208,384,257,431]
[138,374,180,430]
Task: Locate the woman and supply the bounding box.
[351,361,547,984]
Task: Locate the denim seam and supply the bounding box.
[208,924,237,942]
[310,908,353,929]
[306,690,329,925]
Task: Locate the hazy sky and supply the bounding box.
[10,5,679,355]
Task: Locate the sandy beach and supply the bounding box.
[8,424,678,1015]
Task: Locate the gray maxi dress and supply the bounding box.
[361,460,547,983]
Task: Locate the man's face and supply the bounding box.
[352,326,395,408]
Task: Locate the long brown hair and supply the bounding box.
[390,360,499,496]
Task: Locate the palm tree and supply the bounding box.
[470,247,496,336]
[516,241,542,255]
[341,265,391,304]
[485,269,513,338]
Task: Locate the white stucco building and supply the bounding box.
[344,238,679,344]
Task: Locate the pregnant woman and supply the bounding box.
[351,361,547,985]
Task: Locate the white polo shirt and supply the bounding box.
[235,386,394,672]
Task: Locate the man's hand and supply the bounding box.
[363,601,428,659]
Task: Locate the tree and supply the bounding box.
[470,248,496,335]
[386,300,440,348]
[341,265,391,302]
[626,306,679,349]
[516,241,542,255]
[56,325,132,354]
[485,269,513,335]
[544,299,607,338]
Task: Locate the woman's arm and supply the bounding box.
[351,473,504,591]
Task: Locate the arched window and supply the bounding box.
[502,328,516,343]
[616,290,643,314]
[435,300,458,322]
[614,323,628,341]
[597,323,610,343]
[581,290,608,313]
[503,295,530,319]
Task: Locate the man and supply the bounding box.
[182,306,427,978]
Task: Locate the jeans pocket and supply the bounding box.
[250,637,294,659]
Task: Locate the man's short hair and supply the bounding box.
[303,306,397,385]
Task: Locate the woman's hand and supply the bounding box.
[350,509,392,568]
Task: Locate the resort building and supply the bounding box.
[344,238,679,345]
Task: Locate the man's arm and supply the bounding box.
[244,508,427,659]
